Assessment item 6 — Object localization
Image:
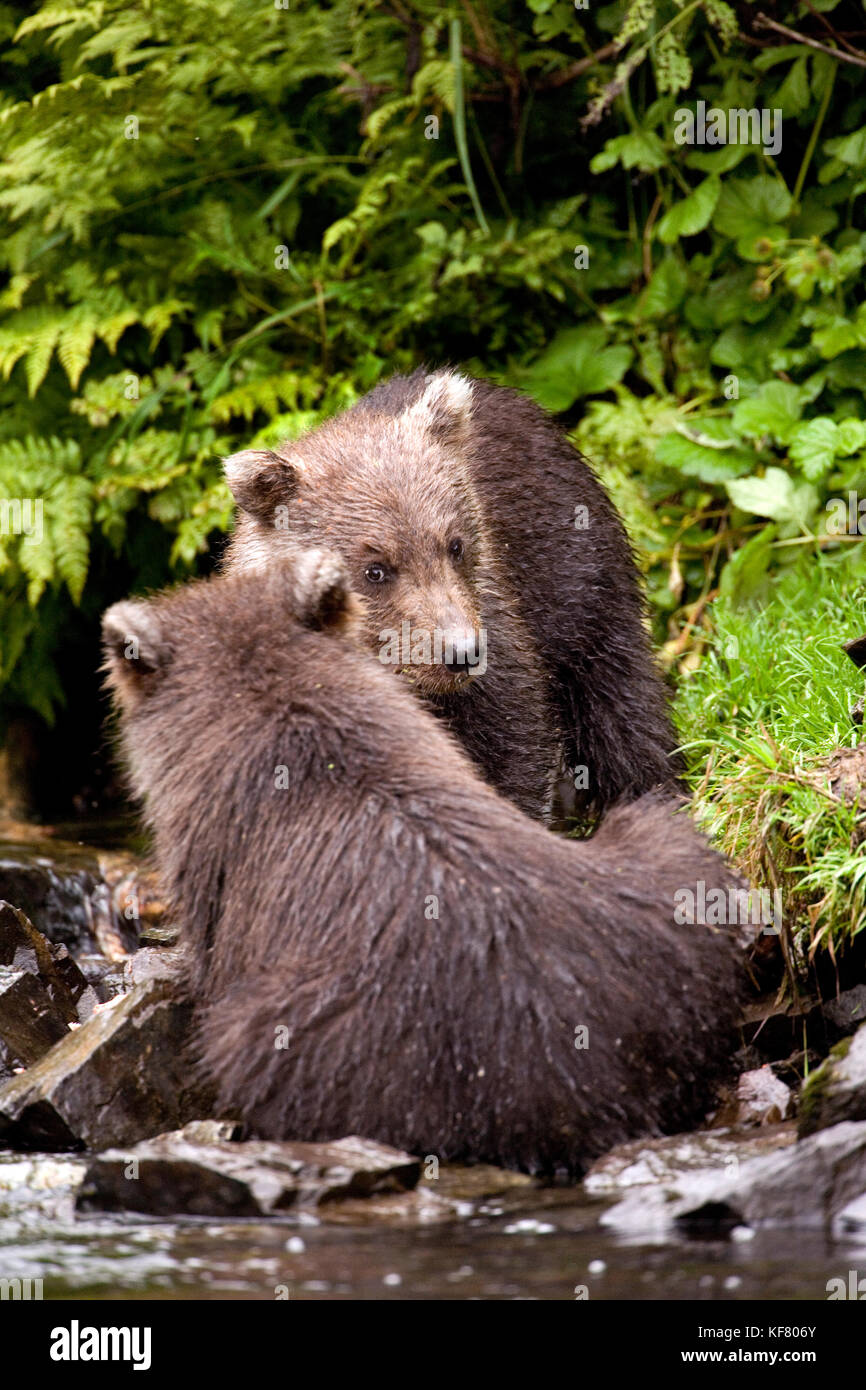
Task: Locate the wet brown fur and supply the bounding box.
[103,554,742,1175]
[223,369,680,822]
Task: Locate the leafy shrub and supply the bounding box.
[0,0,864,734]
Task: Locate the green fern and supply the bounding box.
[17,520,54,604]
[0,435,88,603]
[47,472,90,602]
[210,373,303,424]
[0,0,863,741]
[57,312,97,390]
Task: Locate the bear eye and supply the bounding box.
[448,538,464,562]
[364,563,388,584]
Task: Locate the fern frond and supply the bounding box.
[210,373,301,424]
[18,525,54,605]
[142,298,192,348]
[25,317,63,395]
[47,471,91,602]
[57,313,97,389]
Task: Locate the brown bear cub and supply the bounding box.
[222,369,680,823]
[103,552,741,1175]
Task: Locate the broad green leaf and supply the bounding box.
[789,417,839,479]
[773,55,810,117]
[655,427,756,482]
[824,127,866,170]
[726,467,818,528]
[638,257,688,318]
[836,419,866,456]
[520,327,633,412]
[753,44,804,72]
[812,312,866,359]
[686,145,749,174]
[713,175,792,258]
[657,176,721,244]
[732,381,804,445]
[590,131,667,174]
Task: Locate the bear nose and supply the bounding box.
[443,630,479,673]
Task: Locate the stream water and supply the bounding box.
[0,1152,861,1301]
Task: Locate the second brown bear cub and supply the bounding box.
[223,369,680,823]
[103,551,741,1175]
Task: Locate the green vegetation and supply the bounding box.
[675,551,866,968]
[0,0,865,957]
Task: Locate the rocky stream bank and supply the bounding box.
[0,824,865,1300]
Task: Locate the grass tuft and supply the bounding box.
[675,549,866,965]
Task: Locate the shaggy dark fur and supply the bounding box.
[103,553,741,1175]
[222,369,680,821]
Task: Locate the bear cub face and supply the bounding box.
[224,373,488,697]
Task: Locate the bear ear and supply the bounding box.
[224,448,300,524]
[401,370,474,451]
[102,600,170,686]
[290,548,358,633]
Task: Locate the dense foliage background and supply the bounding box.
[1,0,865,955]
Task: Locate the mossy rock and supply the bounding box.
[799,1025,866,1138]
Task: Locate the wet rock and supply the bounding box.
[312,1162,541,1229]
[0,901,103,1072]
[174,1119,245,1144]
[74,954,127,1004]
[799,1024,866,1137]
[0,978,213,1152]
[596,1120,866,1237]
[833,1191,866,1237]
[0,840,136,959]
[822,985,866,1040]
[121,945,185,988]
[587,1127,794,1198]
[678,1121,866,1233]
[63,945,184,1009]
[716,1066,794,1128]
[422,1164,535,1201]
[0,967,70,1071]
[0,1149,87,1217]
[76,1133,420,1218]
[138,924,179,947]
[0,901,94,1023]
[81,944,187,1010]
